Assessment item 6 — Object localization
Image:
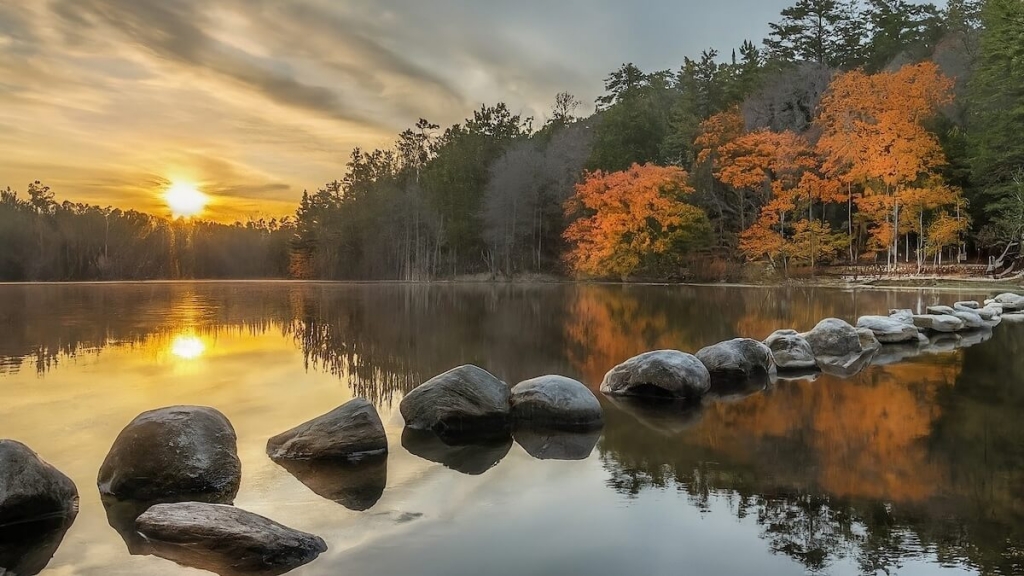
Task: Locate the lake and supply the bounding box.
[1,281,1022,576]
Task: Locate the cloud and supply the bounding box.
[0,0,823,221]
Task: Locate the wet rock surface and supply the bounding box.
[400,365,511,435]
[267,398,387,462]
[510,375,602,430]
[763,330,818,371]
[600,350,711,401]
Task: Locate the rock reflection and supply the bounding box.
[401,428,512,476]
[273,456,387,511]
[706,371,771,401]
[0,516,75,576]
[604,396,703,437]
[513,427,601,461]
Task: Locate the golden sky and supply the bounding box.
[0,0,792,222]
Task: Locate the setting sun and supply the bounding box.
[169,334,206,360]
[165,182,208,218]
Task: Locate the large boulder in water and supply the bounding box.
[994,293,1024,312]
[952,309,986,330]
[510,375,602,431]
[98,406,241,503]
[857,316,920,344]
[763,330,817,371]
[600,350,711,401]
[267,398,387,462]
[889,309,916,325]
[927,305,957,316]
[955,301,981,310]
[135,502,327,576]
[913,314,965,333]
[802,318,862,358]
[0,440,78,528]
[695,338,773,383]
[400,365,511,436]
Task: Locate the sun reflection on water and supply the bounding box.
[170,334,206,360]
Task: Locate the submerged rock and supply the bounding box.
[913,314,965,333]
[513,427,601,461]
[763,330,817,371]
[400,365,511,436]
[267,398,387,462]
[802,318,862,358]
[695,338,773,383]
[600,350,711,401]
[0,440,78,528]
[135,502,327,576]
[510,375,602,430]
[98,406,241,503]
[273,457,386,512]
[401,428,512,476]
[857,316,920,344]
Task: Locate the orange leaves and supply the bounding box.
[563,164,710,278]
[695,107,745,165]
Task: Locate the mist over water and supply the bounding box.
[1,282,1021,576]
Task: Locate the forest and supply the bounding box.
[1,0,1022,282]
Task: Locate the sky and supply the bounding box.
[0,0,808,221]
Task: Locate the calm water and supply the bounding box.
[1,282,1023,576]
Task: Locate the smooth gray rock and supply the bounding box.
[400,365,511,435]
[927,305,957,316]
[889,309,916,325]
[818,347,876,378]
[267,398,387,462]
[952,309,986,330]
[0,440,78,528]
[763,330,817,371]
[600,350,711,401]
[696,338,773,382]
[857,327,881,352]
[802,318,863,358]
[135,502,326,576]
[976,307,1000,321]
[994,293,1024,312]
[857,316,920,344]
[913,314,965,333]
[955,301,981,310]
[98,406,241,503]
[510,376,602,431]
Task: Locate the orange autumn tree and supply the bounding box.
[563,164,711,279]
[710,128,847,271]
[816,62,966,270]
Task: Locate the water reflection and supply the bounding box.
[1,282,1022,575]
[0,517,75,576]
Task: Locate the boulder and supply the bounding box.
[889,309,916,325]
[994,293,1024,312]
[802,318,863,358]
[135,502,327,576]
[695,338,773,382]
[763,330,817,371]
[513,428,601,461]
[400,365,511,436]
[401,428,511,476]
[976,307,1000,321]
[97,406,241,503]
[955,301,981,310]
[267,398,387,462]
[913,314,965,333]
[927,305,957,316]
[600,350,711,401]
[857,316,920,344]
[509,375,603,430]
[273,457,386,512]
[0,440,78,528]
[952,309,986,330]
[857,327,881,352]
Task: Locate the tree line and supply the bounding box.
[3,0,1022,281]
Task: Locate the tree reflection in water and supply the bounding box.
[2,282,1023,574]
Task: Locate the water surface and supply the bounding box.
[1,282,1022,576]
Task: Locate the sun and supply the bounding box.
[170,334,206,360]
[165,182,208,218]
